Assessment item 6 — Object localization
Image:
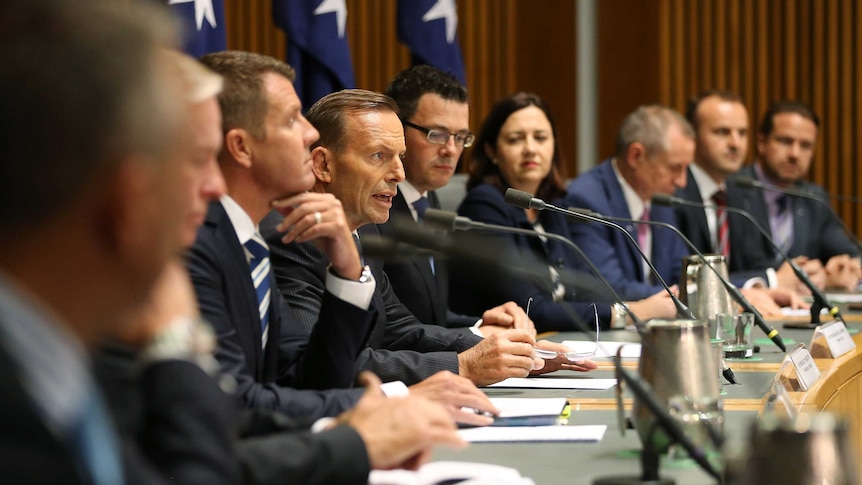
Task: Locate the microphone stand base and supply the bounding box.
[592,476,675,485]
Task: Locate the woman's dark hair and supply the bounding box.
[467,92,567,201]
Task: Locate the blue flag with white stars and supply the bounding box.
[397,0,466,85]
[166,0,227,58]
[274,0,356,110]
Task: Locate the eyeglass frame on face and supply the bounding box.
[402,120,475,148]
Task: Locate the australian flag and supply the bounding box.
[165,0,227,58]
[274,0,356,110]
[397,0,466,85]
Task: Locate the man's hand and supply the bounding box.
[625,289,677,322]
[825,254,862,291]
[408,371,499,426]
[272,192,362,280]
[457,329,541,386]
[739,287,782,316]
[777,257,826,294]
[478,301,536,337]
[339,372,465,471]
[530,340,598,375]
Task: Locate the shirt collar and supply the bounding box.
[398,181,427,222]
[220,194,261,247]
[689,163,723,203]
[611,157,649,219]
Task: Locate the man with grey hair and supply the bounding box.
[565,105,695,301]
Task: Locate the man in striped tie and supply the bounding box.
[673,91,807,314]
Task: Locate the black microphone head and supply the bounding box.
[651,193,675,207]
[423,208,457,230]
[504,188,545,210]
[733,175,757,189]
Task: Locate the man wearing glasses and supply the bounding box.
[380,65,532,336]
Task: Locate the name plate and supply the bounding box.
[811,319,856,358]
[788,344,821,391]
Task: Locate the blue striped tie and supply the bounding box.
[412,197,436,275]
[244,234,271,348]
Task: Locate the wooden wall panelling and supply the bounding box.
[513,0,577,176]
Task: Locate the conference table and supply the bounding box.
[431,307,862,484]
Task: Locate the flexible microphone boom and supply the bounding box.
[504,188,697,321]
[423,208,648,335]
[734,175,862,256]
[567,207,786,354]
[652,193,842,325]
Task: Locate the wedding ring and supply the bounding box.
[314,211,322,225]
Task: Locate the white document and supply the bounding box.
[489,397,568,418]
[781,307,828,317]
[458,425,607,443]
[825,292,862,303]
[369,461,535,485]
[562,340,641,358]
[486,377,617,390]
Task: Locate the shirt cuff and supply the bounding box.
[742,277,767,289]
[311,417,337,434]
[765,267,778,289]
[380,380,409,397]
[325,266,375,310]
[469,318,484,337]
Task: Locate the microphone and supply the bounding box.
[565,206,785,355]
[652,193,842,325]
[734,175,862,256]
[423,208,647,335]
[504,188,697,320]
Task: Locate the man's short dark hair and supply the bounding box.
[200,51,296,141]
[384,65,467,122]
[685,90,745,130]
[0,0,177,234]
[758,100,820,136]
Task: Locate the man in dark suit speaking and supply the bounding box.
[263,89,593,389]
[378,65,531,335]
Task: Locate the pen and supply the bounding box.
[524,297,533,328]
[721,357,738,384]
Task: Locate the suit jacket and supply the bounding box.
[186,201,369,420]
[96,344,370,485]
[376,191,477,328]
[451,183,613,332]
[261,211,483,385]
[564,159,687,301]
[729,165,859,270]
[673,167,766,285]
[0,345,91,485]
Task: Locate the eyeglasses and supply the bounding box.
[403,120,475,148]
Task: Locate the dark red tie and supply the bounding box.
[712,190,730,259]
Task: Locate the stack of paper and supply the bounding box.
[486,377,616,390]
[369,461,536,485]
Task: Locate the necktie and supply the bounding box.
[412,197,436,275]
[637,206,650,250]
[712,189,730,259]
[70,389,124,485]
[244,234,271,348]
[773,195,794,254]
[413,196,430,221]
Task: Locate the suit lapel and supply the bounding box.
[600,162,645,281]
[209,203,267,372]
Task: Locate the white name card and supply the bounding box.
[788,344,821,391]
[811,319,856,358]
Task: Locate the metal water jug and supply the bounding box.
[738,413,857,485]
[632,319,723,453]
[679,254,736,323]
